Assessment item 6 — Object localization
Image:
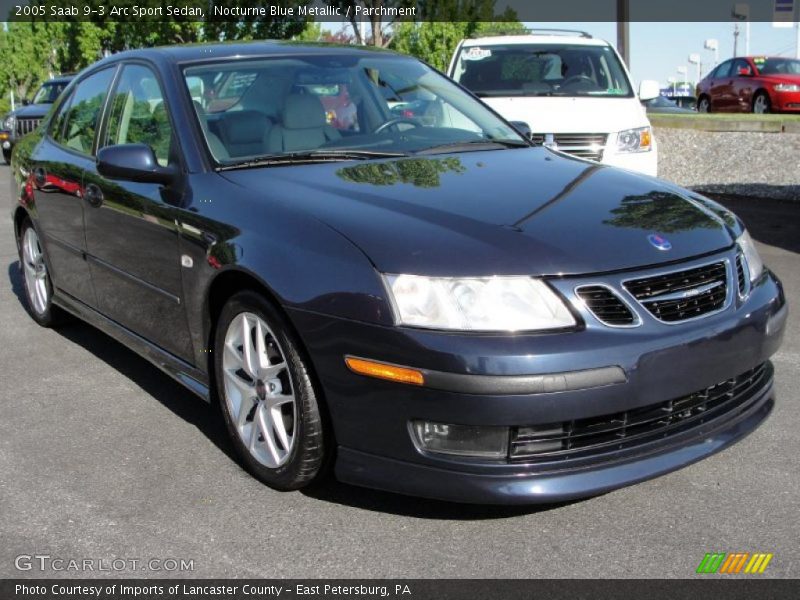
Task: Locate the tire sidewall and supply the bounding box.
[213,290,325,490]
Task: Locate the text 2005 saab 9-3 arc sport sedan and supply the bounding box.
[9,42,787,504]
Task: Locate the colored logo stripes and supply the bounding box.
[696,552,773,574]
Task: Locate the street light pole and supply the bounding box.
[617,0,630,66]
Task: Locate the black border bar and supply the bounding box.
[3,579,799,600]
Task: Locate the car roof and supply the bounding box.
[461,35,610,48]
[95,41,402,66]
[43,75,74,84]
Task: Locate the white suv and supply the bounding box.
[448,30,660,176]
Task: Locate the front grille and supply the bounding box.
[15,117,41,137]
[530,132,607,162]
[736,253,747,296]
[576,285,636,326]
[510,362,769,462]
[623,261,728,322]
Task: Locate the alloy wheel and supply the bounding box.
[753,94,769,114]
[221,312,297,468]
[22,227,49,316]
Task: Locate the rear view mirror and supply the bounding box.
[638,80,660,101]
[21,98,30,106]
[509,121,532,138]
[97,144,176,185]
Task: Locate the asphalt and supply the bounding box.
[0,165,798,579]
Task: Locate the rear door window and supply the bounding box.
[52,68,115,156]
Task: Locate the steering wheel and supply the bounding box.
[374,117,421,134]
[561,75,596,87]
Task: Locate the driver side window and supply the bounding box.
[103,64,173,166]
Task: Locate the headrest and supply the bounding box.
[282,94,326,130]
[223,111,270,144]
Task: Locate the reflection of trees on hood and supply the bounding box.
[603,191,722,232]
[336,157,465,188]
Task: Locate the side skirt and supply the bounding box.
[52,291,211,403]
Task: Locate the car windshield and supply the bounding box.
[32,81,69,104]
[754,57,800,76]
[451,43,633,98]
[183,54,524,166]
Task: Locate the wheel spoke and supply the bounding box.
[223,368,255,426]
[255,319,269,371]
[261,362,285,381]
[270,405,292,452]
[256,403,282,465]
[240,314,259,378]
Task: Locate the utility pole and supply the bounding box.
[733,23,740,57]
[617,0,630,66]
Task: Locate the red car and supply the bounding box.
[696,56,800,114]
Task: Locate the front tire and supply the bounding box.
[19,219,61,327]
[2,147,11,164]
[698,96,711,113]
[752,91,771,114]
[214,291,327,491]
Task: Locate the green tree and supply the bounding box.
[389,1,524,70]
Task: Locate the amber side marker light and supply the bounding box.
[345,356,425,386]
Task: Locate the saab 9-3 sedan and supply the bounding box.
[9,42,786,504]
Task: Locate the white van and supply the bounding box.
[448,30,661,176]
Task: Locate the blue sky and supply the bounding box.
[524,22,799,86]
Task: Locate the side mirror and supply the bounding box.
[509,120,532,139]
[97,144,176,185]
[638,80,660,101]
[738,67,753,77]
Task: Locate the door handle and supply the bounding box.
[33,166,46,187]
[84,183,104,208]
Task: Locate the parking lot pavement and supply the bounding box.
[0,164,797,579]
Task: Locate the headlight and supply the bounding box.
[737,230,764,283]
[3,114,15,130]
[774,83,800,92]
[384,274,576,331]
[616,126,652,153]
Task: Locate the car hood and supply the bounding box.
[13,103,53,118]
[760,74,800,85]
[221,148,735,277]
[478,96,649,134]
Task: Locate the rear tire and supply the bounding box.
[18,218,62,327]
[752,91,771,114]
[698,96,711,113]
[214,290,328,491]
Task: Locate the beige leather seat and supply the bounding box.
[267,94,341,153]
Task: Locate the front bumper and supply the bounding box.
[772,89,800,112]
[602,144,658,177]
[289,252,785,504]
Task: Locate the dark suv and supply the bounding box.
[3,75,73,163]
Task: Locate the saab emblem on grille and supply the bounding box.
[647,233,672,251]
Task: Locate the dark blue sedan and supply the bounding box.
[9,42,786,504]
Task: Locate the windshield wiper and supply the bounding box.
[415,139,530,155]
[218,149,409,171]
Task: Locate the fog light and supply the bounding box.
[412,421,509,458]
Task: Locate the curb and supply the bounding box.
[650,115,799,133]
